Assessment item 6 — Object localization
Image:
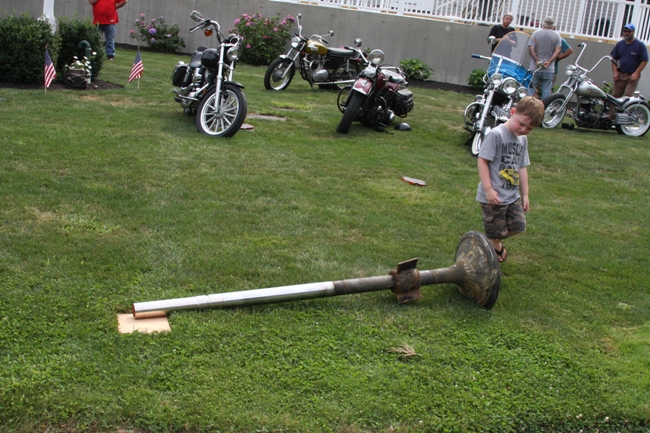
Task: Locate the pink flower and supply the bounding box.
[150,38,156,43]
[246,44,251,49]
[129,29,134,34]
[263,35,269,39]
[151,18,156,23]
[140,13,145,18]
[273,27,279,32]
[246,22,252,26]
[279,20,286,26]
[234,18,240,25]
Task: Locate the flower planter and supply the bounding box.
[65,69,88,89]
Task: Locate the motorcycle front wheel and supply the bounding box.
[470,114,496,157]
[264,58,294,91]
[616,101,650,137]
[541,94,567,128]
[196,83,248,138]
[337,91,365,134]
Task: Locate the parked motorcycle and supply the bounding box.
[264,13,367,91]
[171,10,247,137]
[464,31,533,156]
[336,49,414,134]
[541,43,650,136]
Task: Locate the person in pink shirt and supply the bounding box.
[89,0,128,60]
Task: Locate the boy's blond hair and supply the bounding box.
[514,96,545,127]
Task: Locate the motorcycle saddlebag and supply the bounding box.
[394,88,414,116]
[172,64,189,87]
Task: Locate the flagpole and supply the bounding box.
[44,44,48,94]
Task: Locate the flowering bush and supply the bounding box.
[130,14,185,53]
[231,13,295,65]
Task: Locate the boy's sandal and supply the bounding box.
[495,246,507,263]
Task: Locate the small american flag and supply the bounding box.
[128,50,143,83]
[44,47,56,88]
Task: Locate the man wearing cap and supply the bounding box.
[610,23,648,97]
[527,17,562,100]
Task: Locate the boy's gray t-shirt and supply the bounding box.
[476,124,530,205]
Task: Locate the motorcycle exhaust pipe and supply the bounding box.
[132,231,500,319]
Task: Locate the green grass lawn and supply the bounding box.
[1,48,649,433]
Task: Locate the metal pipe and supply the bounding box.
[132,231,501,319]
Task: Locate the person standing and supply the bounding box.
[89,0,128,60]
[610,23,648,97]
[488,12,515,53]
[553,27,573,87]
[527,17,561,100]
[476,97,544,263]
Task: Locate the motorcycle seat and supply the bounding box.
[190,48,208,68]
[328,47,356,57]
[610,95,630,105]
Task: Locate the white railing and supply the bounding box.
[277,0,650,43]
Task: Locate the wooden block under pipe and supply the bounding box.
[117,314,170,334]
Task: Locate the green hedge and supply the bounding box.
[0,13,60,84]
[57,16,105,79]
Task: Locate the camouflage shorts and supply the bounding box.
[480,198,526,239]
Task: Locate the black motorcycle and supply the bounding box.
[336,49,414,134]
[264,13,367,91]
[172,10,247,137]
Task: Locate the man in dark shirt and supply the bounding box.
[610,23,648,97]
[488,13,515,53]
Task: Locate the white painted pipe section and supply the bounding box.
[42,0,57,32]
[132,276,395,319]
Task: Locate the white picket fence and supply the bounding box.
[275,0,650,43]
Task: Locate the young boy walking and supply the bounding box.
[476,96,545,263]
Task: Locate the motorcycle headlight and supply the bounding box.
[227,46,239,62]
[291,36,301,49]
[368,49,384,66]
[500,77,517,95]
[490,72,503,86]
[565,64,576,76]
[516,87,528,99]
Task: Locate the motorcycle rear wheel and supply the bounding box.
[541,94,567,129]
[337,91,365,134]
[337,86,353,113]
[264,58,294,91]
[196,83,248,138]
[615,101,650,137]
[322,62,361,90]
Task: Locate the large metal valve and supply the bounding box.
[132,231,500,319]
